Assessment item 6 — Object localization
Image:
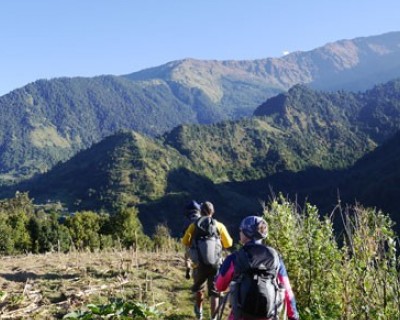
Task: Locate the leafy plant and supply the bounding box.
[264,196,400,319]
[63,299,162,319]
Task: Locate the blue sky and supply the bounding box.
[1,1,399,96]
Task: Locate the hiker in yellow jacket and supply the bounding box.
[182,201,233,320]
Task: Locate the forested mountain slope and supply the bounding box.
[0,76,219,184]
[5,80,400,234]
[255,79,400,144]
[337,130,400,217]
[1,32,400,184]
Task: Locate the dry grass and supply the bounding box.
[0,248,199,319]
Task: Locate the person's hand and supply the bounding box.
[185,268,191,279]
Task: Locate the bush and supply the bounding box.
[264,196,400,319]
[65,211,103,250]
[152,224,181,252]
[110,206,152,250]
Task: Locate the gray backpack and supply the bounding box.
[189,216,222,267]
[230,244,285,319]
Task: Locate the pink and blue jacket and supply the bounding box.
[215,243,299,320]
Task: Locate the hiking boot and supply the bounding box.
[194,304,203,320]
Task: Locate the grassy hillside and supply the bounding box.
[127,32,400,99]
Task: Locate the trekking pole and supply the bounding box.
[213,291,230,320]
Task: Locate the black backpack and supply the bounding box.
[230,243,285,319]
[188,216,222,267]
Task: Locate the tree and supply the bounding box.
[152,223,179,252]
[0,192,34,253]
[65,211,102,250]
[111,206,151,249]
[0,212,14,254]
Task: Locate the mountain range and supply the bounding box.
[4,79,400,235]
[1,31,400,184]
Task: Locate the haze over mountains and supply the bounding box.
[1,31,400,234]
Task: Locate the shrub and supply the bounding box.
[152,223,181,252]
[264,196,400,319]
[65,211,103,250]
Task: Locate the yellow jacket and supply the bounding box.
[182,219,233,249]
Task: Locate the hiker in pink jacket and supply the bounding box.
[215,216,299,320]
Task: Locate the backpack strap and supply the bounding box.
[263,246,284,319]
[233,247,250,277]
[210,218,221,238]
[194,216,220,239]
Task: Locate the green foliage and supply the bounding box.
[0,193,74,254]
[0,193,157,255]
[65,211,110,251]
[0,212,15,254]
[339,206,399,318]
[0,192,33,253]
[152,224,181,252]
[264,196,400,319]
[63,298,161,319]
[111,206,152,250]
[28,211,71,253]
